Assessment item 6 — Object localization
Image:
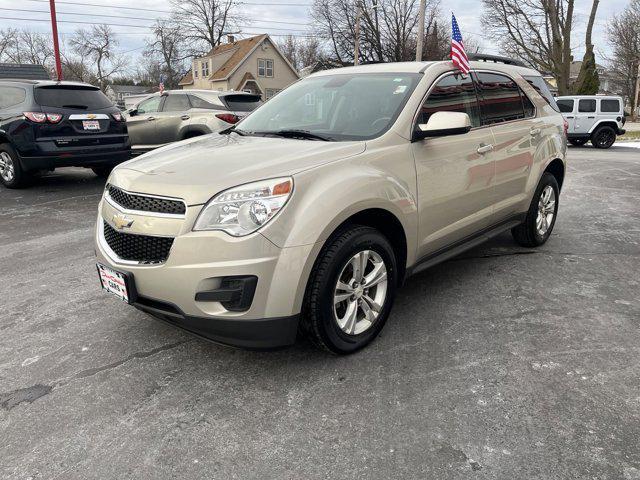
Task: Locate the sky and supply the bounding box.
[0,0,631,68]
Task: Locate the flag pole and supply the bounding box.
[49,0,63,81]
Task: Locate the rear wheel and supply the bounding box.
[591,126,616,149]
[0,144,29,189]
[569,138,588,147]
[511,172,559,247]
[91,166,113,178]
[302,225,397,354]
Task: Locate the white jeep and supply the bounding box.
[556,95,626,149]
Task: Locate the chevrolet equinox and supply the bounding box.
[95,58,567,354]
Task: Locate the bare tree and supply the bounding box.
[278,35,321,70]
[144,21,189,89]
[0,29,18,61]
[607,0,640,116]
[311,0,439,64]
[69,25,129,91]
[481,0,577,95]
[169,0,243,55]
[0,29,53,66]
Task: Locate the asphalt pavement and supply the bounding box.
[1,145,639,479]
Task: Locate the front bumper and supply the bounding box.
[95,199,316,349]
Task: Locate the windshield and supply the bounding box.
[237,73,422,141]
[34,86,113,110]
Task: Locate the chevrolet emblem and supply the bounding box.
[87,114,96,119]
[112,213,134,230]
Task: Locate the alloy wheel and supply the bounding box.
[536,185,556,236]
[0,152,15,183]
[596,130,615,148]
[333,249,388,335]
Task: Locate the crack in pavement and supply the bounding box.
[0,340,190,411]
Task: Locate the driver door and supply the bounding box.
[411,73,496,258]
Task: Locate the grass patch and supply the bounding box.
[619,130,640,141]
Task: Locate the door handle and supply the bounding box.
[530,128,541,136]
[587,116,595,119]
[147,116,155,121]
[477,144,494,155]
[181,115,190,120]
[565,116,574,119]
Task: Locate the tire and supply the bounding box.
[511,172,559,248]
[591,126,616,149]
[302,225,398,354]
[569,138,588,147]
[91,166,113,179]
[0,143,29,189]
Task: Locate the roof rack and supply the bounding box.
[468,54,528,68]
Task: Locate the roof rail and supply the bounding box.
[468,54,528,68]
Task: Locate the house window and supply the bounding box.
[194,64,198,78]
[202,60,209,77]
[258,59,274,77]
[265,88,281,100]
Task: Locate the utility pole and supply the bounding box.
[354,1,361,66]
[415,0,427,61]
[634,60,640,122]
[49,0,63,81]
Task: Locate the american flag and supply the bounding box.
[451,13,470,75]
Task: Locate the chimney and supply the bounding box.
[227,35,235,44]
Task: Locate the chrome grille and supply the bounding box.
[103,221,174,263]
[107,185,186,215]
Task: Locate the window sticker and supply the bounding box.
[394,85,408,94]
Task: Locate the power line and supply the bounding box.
[1,6,312,26]
[22,0,313,12]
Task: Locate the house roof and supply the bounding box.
[209,34,268,81]
[109,85,151,94]
[0,63,50,80]
[235,72,260,91]
[178,70,193,86]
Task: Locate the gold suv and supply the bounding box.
[95,59,567,354]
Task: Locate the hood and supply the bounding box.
[109,133,366,205]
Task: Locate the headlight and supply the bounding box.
[193,177,293,236]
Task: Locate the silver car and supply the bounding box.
[126,90,262,154]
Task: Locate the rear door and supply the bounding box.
[127,96,164,147]
[474,71,539,220]
[574,98,597,133]
[556,98,576,131]
[155,93,191,143]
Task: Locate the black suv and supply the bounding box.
[0,80,130,188]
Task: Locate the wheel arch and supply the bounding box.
[543,158,565,191]
[588,120,619,135]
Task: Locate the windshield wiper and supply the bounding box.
[221,125,249,136]
[258,129,333,141]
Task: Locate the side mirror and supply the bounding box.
[413,111,472,141]
[128,109,138,117]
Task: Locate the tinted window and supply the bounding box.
[188,95,218,109]
[162,94,191,112]
[524,75,559,112]
[579,99,596,113]
[418,73,481,127]
[600,99,620,113]
[221,94,262,112]
[556,99,574,113]
[475,72,524,125]
[137,96,162,114]
[34,86,112,109]
[0,86,26,108]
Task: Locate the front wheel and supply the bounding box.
[511,172,559,247]
[302,225,397,354]
[591,126,616,149]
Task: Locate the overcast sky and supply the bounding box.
[1,0,630,68]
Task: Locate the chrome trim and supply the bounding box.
[105,185,187,219]
[69,113,110,120]
[98,219,173,266]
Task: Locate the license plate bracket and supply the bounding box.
[97,263,137,304]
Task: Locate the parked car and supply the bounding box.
[95,58,567,354]
[0,79,130,188]
[555,95,626,148]
[126,90,262,154]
